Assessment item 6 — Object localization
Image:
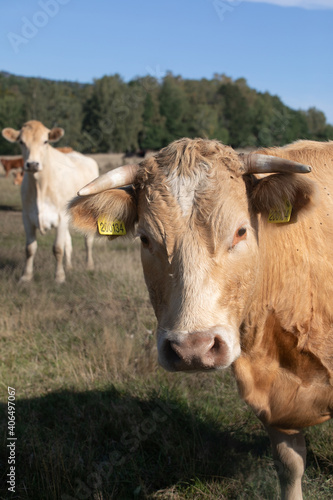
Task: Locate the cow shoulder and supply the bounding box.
[69,188,137,238]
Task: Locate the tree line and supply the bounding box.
[1,70,332,155]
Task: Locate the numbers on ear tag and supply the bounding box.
[268,200,292,224]
[97,216,126,235]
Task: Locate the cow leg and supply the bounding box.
[64,229,73,270]
[20,217,37,282]
[85,234,94,271]
[267,426,306,500]
[53,219,68,283]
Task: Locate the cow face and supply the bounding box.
[69,138,314,372]
[135,149,260,372]
[2,120,64,173]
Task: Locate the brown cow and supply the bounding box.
[56,146,73,154]
[0,157,24,176]
[69,138,333,499]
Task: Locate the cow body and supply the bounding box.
[0,156,24,176]
[2,121,99,282]
[69,138,333,499]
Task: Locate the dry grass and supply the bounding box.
[0,173,332,499]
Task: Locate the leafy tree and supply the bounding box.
[139,91,166,150]
[324,124,333,140]
[304,107,327,139]
[0,83,25,154]
[81,75,144,153]
[0,70,332,155]
[218,82,252,147]
[159,74,190,145]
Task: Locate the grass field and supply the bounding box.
[0,173,332,500]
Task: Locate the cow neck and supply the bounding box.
[34,146,54,201]
[234,218,333,430]
[241,213,333,373]
[22,147,56,235]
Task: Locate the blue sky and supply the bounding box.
[1,0,333,123]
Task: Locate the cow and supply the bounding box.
[0,156,24,176]
[2,120,99,283]
[68,138,333,499]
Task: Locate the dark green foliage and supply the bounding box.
[159,74,191,145]
[0,70,332,155]
[218,82,252,147]
[139,91,166,150]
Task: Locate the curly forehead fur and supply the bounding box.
[134,138,251,255]
[138,137,241,184]
[136,138,247,223]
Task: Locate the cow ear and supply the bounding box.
[248,173,317,218]
[2,128,20,143]
[68,188,137,238]
[48,127,64,142]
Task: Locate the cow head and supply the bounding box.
[69,138,313,372]
[2,120,64,173]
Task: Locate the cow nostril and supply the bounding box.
[164,340,182,364]
[207,336,229,366]
[211,336,221,352]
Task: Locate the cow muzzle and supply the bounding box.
[25,161,40,173]
[157,327,241,372]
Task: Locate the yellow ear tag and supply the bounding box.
[268,200,292,223]
[97,216,126,235]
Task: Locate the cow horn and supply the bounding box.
[239,153,312,175]
[78,164,139,196]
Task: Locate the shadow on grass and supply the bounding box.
[0,205,21,212]
[0,386,274,500]
[0,259,21,273]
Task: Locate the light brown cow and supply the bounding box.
[2,120,99,283]
[69,138,333,499]
[0,156,24,176]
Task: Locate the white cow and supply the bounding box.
[2,120,99,283]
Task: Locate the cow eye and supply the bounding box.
[140,235,150,248]
[231,226,247,248]
[44,140,48,144]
